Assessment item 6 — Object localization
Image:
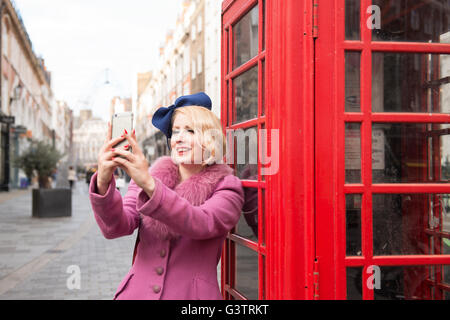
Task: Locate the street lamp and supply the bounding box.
[9,83,24,189]
[10,83,23,104]
[13,83,22,101]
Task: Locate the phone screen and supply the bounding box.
[112,112,133,149]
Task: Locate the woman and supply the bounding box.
[88,92,244,300]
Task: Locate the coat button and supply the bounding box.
[159,249,166,257]
[152,285,161,293]
[156,267,164,276]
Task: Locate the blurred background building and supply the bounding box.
[0,0,73,191]
[135,0,221,163]
[0,0,222,191]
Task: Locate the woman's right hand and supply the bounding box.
[96,122,126,195]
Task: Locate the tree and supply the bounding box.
[13,139,64,189]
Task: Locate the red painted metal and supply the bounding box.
[221,0,315,300]
[222,0,450,300]
[315,0,450,300]
[264,0,315,299]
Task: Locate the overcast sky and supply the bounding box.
[13,0,181,120]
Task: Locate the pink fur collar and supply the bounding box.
[139,156,233,240]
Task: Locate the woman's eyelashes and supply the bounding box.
[173,129,195,135]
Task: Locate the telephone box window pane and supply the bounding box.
[372,52,450,113]
[372,0,450,43]
[234,5,259,69]
[345,123,361,183]
[235,126,258,180]
[346,194,362,256]
[236,244,259,300]
[445,242,450,284]
[441,134,450,181]
[373,194,450,255]
[233,66,258,123]
[345,51,361,112]
[374,265,450,300]
[261,60,265,116]
[261,188,265,246]
[372,123,450,183]
[236,187,258,241]
[347,267,363,300]
[345,0,360,40]
[262,0,266,51]
[260,122,267,182]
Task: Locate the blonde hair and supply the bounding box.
[171,106,226,166]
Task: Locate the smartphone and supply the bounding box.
[111,112,133,151]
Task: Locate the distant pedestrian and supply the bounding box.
[68,166,77,190]
[86,167,96,185]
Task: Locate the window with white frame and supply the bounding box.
[191,24,196,41]
[191,59,196,79]
[197,53,202,74]
[183,47,190,77]
[197,15,202,33]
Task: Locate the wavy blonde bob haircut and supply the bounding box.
[170,106,226,166]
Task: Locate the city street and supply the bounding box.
[0,182,137,300]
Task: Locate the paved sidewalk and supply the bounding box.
[0,182,137,300]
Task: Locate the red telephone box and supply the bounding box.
[221,0,450,300]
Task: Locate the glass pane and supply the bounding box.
[444,241,450,284]
[373,194,450,255]
[236,244,259,299]
[260,123,266,181]
[443,195,450,233]
[372,52,450,113]
[442,135,450,181]
[235,126,258,180]
[345,123,361,183]
[374,265,450,300]
[261,188,265,245]
[372,123,450,183]
[372,0,450,43]
[234,66,258,123]
[236,187,258,241]
[345,51,361,112]
[346,194,362,256]
[345,0,360,40]
[347,267,363,300]
[261,60,265,116]
[234,5,259,69]
[261,255,266,299]
[262,0,265,51]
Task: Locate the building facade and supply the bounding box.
[0,0,60,190]
[73,117,106,169]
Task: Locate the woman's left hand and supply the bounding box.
[111,130,153,191]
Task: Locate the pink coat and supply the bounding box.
[88,156,244,300]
